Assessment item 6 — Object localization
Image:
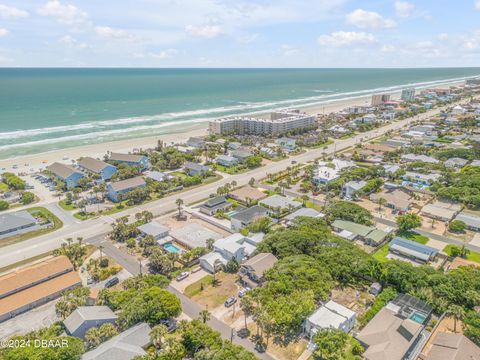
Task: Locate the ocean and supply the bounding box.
[0,67,479,160]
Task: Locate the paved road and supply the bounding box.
[0,102,462,268]
[90,235,275,360]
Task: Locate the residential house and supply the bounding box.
[313,159,355,185]
[370,189,412,214]
[47,162,85,189]
[421,332,480,360]
[109,153,149,170]
[230,205,269,231]
[232,149,253,162]
[454,211,480,231]
[0,210,38,238]
[238,253,278,288]
[77,157,117,181]
[328,125,349,138]
[199,233,259,273]
[215,155,238,167]
[137,221,169,241]
[400,154,440,164]
[389,237,439,263]
[283,207,324,226]
[304,301,356,339]
[331,220,389,247]
[420,201,461,222]
[170,223,222,249]
[444,157,469,168]
[228,186,267,205]
[186,137,206,149]
[64,306,117,339]
[199,196,232,216]
[107,176,146,202]
[184,162,210,176]
[259,195,302,216]
[342,180,367,200]
[452,105,466,115]
[0,256,81,323]
[144,171,171,182]
[356,294,432,360]
[402,172,441,187]
[82,322,152,360]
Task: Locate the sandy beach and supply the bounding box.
[0,83,458,173]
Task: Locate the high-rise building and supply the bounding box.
[371,94,391,106]
[209,109,316,136]
[401,88,416,101]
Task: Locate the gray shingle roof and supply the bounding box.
[0,210,37,233]
[78,157,115,173]
[109,153,145,163]
[231,205,268,223]
[109,177,146,192]
[47,162,83,179]
[64,306,117,335]
[82,322,151,360]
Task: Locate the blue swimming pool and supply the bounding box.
[163,243,181,254]
[410,312,427,324]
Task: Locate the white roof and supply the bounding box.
[308,300,356,330]
[137,222,169,237]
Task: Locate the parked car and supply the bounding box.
[176,272,189,281]
[159,318,177,333]
[238,288,250,298]
[86,276,94,285]
[104,277,119,288]
[224,297,237,307]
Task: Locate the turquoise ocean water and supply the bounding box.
[0,68,479,160]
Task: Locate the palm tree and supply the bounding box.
[447,304,465,333]
[240,296,254,330]
[99,245,104,262]
[377,197,387,211]
[199,309,211,323]
[150,324,168,349]
[175,198,184,218]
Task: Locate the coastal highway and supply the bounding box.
[0,102,461,269]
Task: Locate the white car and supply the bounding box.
[176,272,189,281]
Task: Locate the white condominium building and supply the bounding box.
[209,110,316,136]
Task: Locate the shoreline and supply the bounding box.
[0,80,463,172]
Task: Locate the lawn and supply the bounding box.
[184,272,238,309]
[443,244,480,264]
[215,164,252,175]
[73,211,97,220]
[372,244,390,263]
[397,231,429,244]
[0,207,63,248]
[59,199,76,211]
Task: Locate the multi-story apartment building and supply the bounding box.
[401,88,416,101]
[209,109,316,136]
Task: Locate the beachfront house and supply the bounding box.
[107,176,146,202]
[186,137,206,149]
[47,162,85,189]
[109,152,150,170]
[77,157,117,181]
[184,162,210,176]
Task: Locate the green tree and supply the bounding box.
[313,328,349,360]
[20,191,35,205]
[447,304,465,333]
[396,213,422,232]
[449,220,467,233]
[150,324,168,349]
[176,198,184,218]
[199,309,211,324]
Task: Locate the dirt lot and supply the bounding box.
[157,211,231,236]
[185,272,240,310]
[331,285,375,319]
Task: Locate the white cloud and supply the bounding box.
[381,44,396,52]
[149,49,178,60]
[95,26,135,41]
[415,41,434,49]
[318,31,376,47]
[438,33,449,41]
[476,1,480,10]
[394,1,415,18]
[38,0,87,25]
[280,44,300,56]
[346,9,396,29]
[0,28,8,37]
[0,4,29,19]
[58,35,88,49]
[185,24,223,38]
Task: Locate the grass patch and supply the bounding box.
[185,272,238,309]
[215,164,252,175]
[73,211,97,220]
[397,231,429,244]
[59,199,76,211]
[0,206,63,248]
[372,244,390,263]
[443,245,480,264]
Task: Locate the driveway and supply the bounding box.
[170,269,209,293]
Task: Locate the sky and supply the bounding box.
[0,0,480,67]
